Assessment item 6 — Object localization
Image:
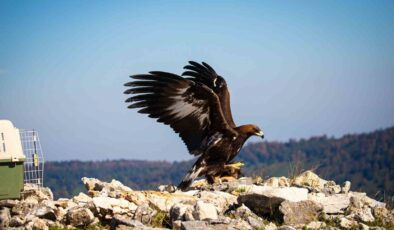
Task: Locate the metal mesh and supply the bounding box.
[20,130,45,187]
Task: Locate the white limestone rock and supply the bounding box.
[181,220,209,230]
[342,181,351,193]
[263,177,290,187]
[339,217,357,229]
[169,203,194,222]
[308,193,350,214]
[248,185,308,202]
[66,206,95,227]
[0,207,11,229]
[73,192,93,204]
[146,191,196,212]
[197,190,237,214]
[292,170,327,191]
[305,221,326,229]
[349,207,375,222]
[279,200,323,225]
[238,185,308,215]
[192,201,218,221]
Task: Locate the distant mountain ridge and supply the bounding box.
[45,127,394,200]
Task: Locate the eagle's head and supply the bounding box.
[239,124,264,139]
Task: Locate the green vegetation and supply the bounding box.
[151,210,169,228]
[49,222,109,230]
[234,186,249,193]
[45,127,394,202]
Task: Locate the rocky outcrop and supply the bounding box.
[0,170,392,229]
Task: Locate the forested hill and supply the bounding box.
[45,127,394,199]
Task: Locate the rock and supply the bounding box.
[208,217,231,225]
[238,177,254,185]
[125,191,149,206]
[0,207,11,229]
[349,192,385,208]
[82,177,106,191]
[184,206,195,221]
[305,221,326,229]
[9,215,24,227]
[146,191,196,212]
[197,191,237,214]
[172,220,182,229]
[339,217,357,229]
[238,186,308,215]
[23,183,54,202]
[233,204,256,219]
[82,177,133,198]
[35,203,56,221]
[112,214,145,228]
[73,192,93,204]
[359,223,370,230]
[54,206,67,222]
[323,181,342,194]
[249,186,308,202]
[104,179,134,198]
[26,218,49,230]
[292,171,327,191]
[133,204,155,225]
[277,225,296,230]
[170,203,194,222]
[66,207,95,227]
[246,215,264,229]
[192,201,218,221]
[227,218,252,230]
[265,222,277,230]
[349,195,363,209]
[350,207,375,222]
[54,198,78,209]
[279,200,323,225]
[263,177,290,187]
[181,221,209,230]
[93,196,136,216]
[342,181,351,193]
[263,177,280,187]
[11,202,36,216]
[1,175,391,230]
[308,193,350,214]
[108,179,133,193]
[232,204,264,229]
[373,206,394,226]
[0,200,19,209]
[158,184,177,193]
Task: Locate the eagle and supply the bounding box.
[124,61,264,190]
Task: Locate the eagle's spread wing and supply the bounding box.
[124,71,236,156]
[182,61,236,128]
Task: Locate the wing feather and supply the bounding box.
[182,61,236,127]
[124,71,236,155]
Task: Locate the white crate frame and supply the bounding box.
[20,130,45,187]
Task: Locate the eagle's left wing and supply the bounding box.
[124,71,237,156]
[182,61,236,128]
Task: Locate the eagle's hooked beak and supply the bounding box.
[255,130,264,139]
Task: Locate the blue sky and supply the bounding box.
[0,1,393,161]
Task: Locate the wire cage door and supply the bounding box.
[20,130,45,187]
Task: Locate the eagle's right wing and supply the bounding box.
[124,71,236,156]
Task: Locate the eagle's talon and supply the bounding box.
[224,162,245,170]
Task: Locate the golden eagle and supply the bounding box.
[124,61,264,190]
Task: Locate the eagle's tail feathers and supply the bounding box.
[178,164,204,191]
